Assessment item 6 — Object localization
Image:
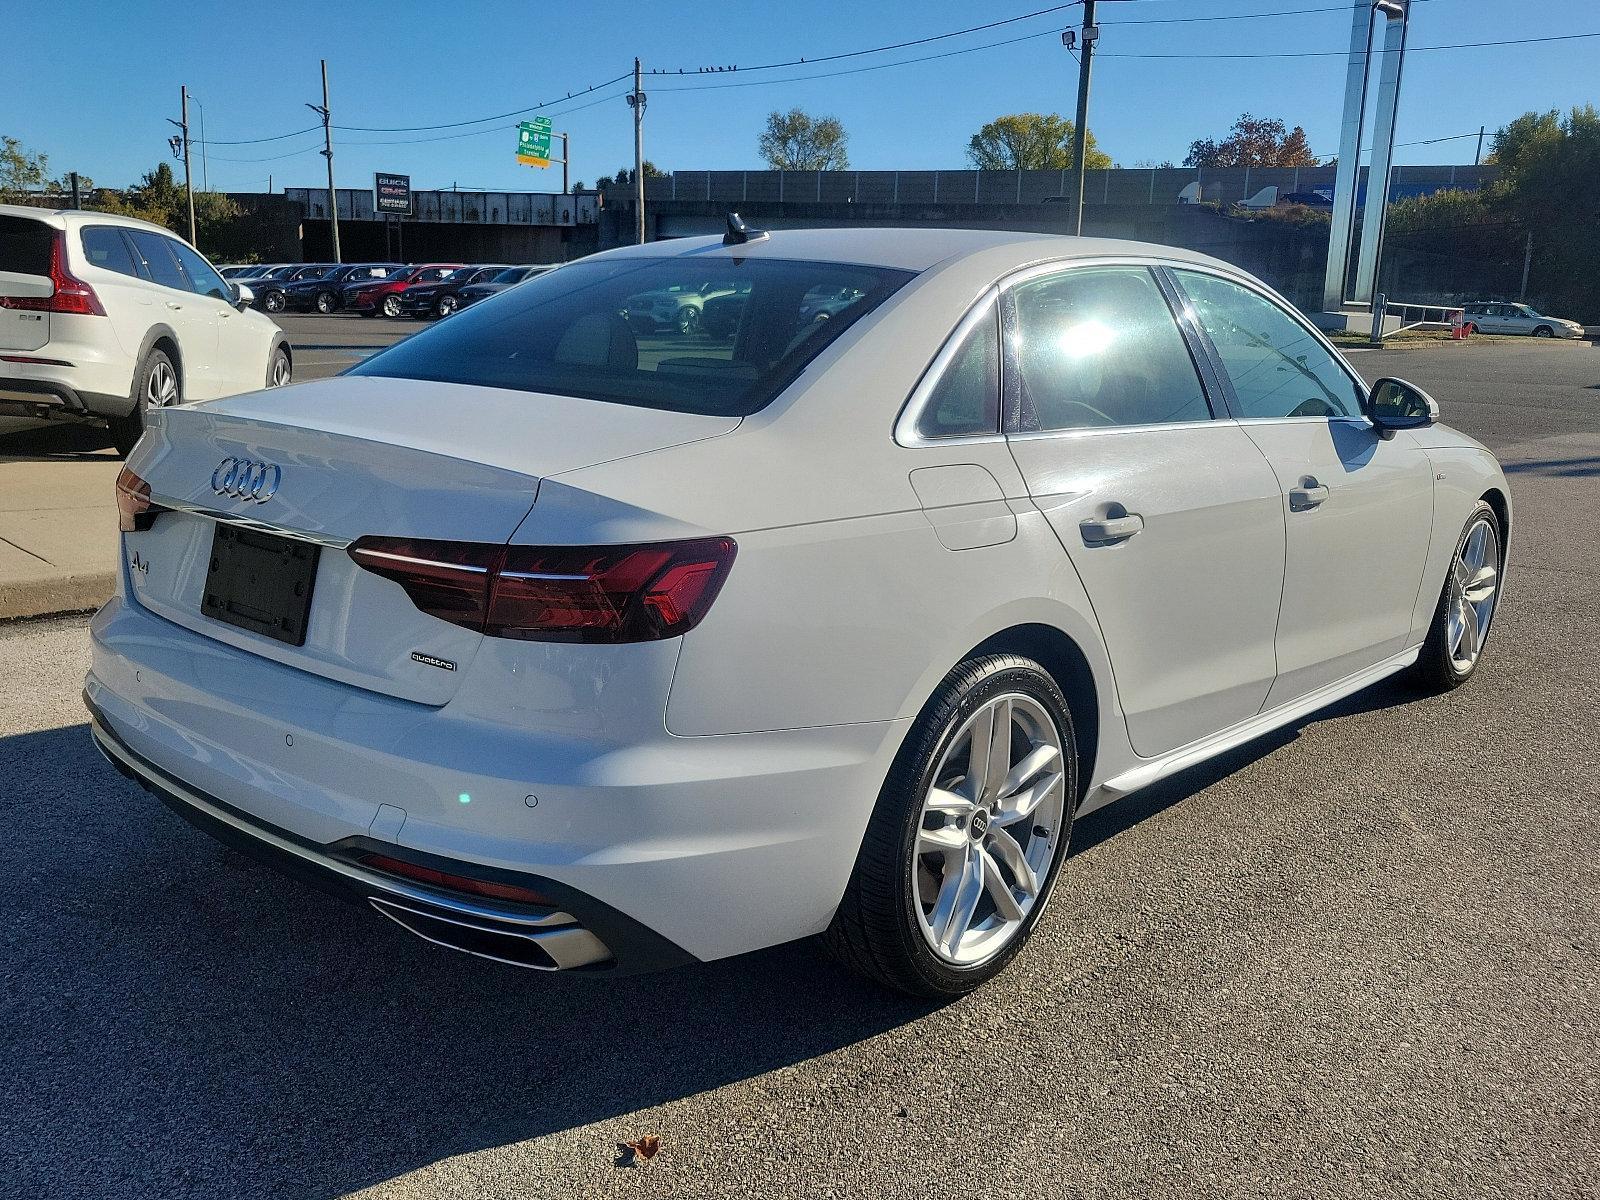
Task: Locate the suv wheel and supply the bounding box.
[262,290,286,313]
[824,653,1077,996]
[266,346,292,388]
[435,294,459,318]
[676,305,702,335]
[382,294,403,318]
[315,290,338,314]
[111,348,180,457]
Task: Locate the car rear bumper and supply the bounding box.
[85,590,906,969]
[0,370,131,422]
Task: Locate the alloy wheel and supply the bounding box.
[383,295,402,317]
[1448,516,1500,672]
[268,354,291,388]
[144,358,179,408]
[914,694,1067,966]
[437,296,458,317]
[264,292,284,313]
[316,291,335,313]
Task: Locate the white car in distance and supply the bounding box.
[87,225,1510,996]
[0,205,290,453]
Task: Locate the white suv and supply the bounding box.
[0,205,290,454]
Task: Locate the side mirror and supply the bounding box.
[233,284,254,311]
[1368,377,1438,436]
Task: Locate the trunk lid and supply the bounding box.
[125,376,740,703]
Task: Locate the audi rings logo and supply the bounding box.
[211,457,281,504]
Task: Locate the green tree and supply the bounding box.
[1,135,49,201]
[96,161,244,257]
[965,113,1109,171]
[595,162,666,190]
[759,109,850,170]
[1185,113,1317,168]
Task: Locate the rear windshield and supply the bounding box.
[351,256,914,416]
[0,215,53,275]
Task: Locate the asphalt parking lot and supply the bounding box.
[2,340,1597,1199]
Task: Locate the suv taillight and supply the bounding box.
[348,536,737,643]
[0,230,105,316]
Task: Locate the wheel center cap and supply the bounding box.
[969,808,991,839]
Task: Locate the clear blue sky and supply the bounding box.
[9,0,1598,193]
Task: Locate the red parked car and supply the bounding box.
[345,263,464,318]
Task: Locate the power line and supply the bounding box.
[650,2,1082,77]
[200,125,322,147]
[338,86,629,146]
[205,139,327,164]
[334,71,633,133]
[1108,0,1434,24]
[1100,29,1600,58]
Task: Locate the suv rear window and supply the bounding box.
[351,256,914,416]
[0,215,52,275]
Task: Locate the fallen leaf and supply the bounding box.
[626,1134,661,1161]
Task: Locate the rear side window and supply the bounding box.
[0,215,53,275]
[127,231,190,292]
[915,302,999,439]
[352,256,915,417]
[80,227,140,277]
[1009,266,1212,431]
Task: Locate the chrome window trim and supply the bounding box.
[146,491,353,550]
[1162,261,1376,424]
[1005,416,1249,444]
[893,287,1002,447]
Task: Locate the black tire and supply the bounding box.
[823,653,1078,997]
[315,290,338,314]
[1533,325,1554,338]
[265,345,291,389]
[262,290,286,314]
[382,294,402,318]
[435,294,459,318]
[110,348,178,458]
[1412,500,1503,692]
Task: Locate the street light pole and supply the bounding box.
[627,58,647,244]
[307,59,341,263]
[1069,0,1097,236]
[167,87,197,246]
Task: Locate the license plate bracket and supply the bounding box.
[201,524,320,647]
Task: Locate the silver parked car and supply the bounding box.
[1461,301,1584,338]
[87,228,1509,997]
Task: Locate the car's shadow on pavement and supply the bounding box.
[7,675,1427,1197]
[3,722,939,1199]
[0,423,118,462]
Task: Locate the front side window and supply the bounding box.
[126,231,189,292]
[80,227,139,278]
[1009,265,1212,432]
[167,240,232,301]
[915,302,999,439]
[352,256,913,417]
[1173,269,1366,420]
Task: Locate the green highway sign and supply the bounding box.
[516,117,553,167]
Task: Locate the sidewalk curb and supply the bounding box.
[0,570,114,622]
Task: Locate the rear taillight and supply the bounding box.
[348,535,736,643]
[115,465,153,532]
[0,230,105,316]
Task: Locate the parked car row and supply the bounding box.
[219,261,557,319]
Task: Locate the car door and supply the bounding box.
[1169,267,1434,708]
[169,239,265,395]
[1000,262,1287,759]
[125,230,219,399]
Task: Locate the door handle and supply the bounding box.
[165,301,183,310]
[1288,481,1330,511]
[1080,513,1144,544]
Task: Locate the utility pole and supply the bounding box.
[627,58,647,244]
[165,88,198,246]
[1474,124,1485,166]
[1068,1,1098,236]
[559,131,570,195]
[69,172,81,209]
[307,59,341,263]
[194,95,209,191]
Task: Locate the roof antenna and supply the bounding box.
[723,211,768,246]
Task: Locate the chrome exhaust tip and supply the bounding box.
[369,896,612,971]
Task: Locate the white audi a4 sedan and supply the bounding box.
[86,226,1509,996]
